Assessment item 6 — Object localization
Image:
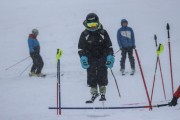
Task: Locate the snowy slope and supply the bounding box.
[0,0,180,120]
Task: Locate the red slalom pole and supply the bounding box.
[166,23,174,95]
[58,59,61,115]
[56,49,59,115]
[56,57,59,115]
[150,57,159,102]
[57,81,59,115]
[135,49,152,110]
[158,60,166,100]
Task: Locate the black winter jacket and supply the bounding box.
[78,29,114,59]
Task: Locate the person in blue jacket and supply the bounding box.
[28,29,44,77]
[117,19,135,75]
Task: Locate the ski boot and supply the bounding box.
[29,72,36,77]
[120,69,125,75]
[99,94,106,101]
[86,87,99,103]
[99,86,106,101]
[130,68,135,75]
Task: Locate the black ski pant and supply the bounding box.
[87,57,108,87]
[120,47,135,70]
[30,53,44,74]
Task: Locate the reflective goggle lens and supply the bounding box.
[87,22,98,27]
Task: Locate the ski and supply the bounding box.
[121,71,135,76]
[86,94,99,103]
[29,73,64,78]
[130,72,135,75]
[130,73,134,75]
[99,98,106,101]
[29,73,46,78]
[85,100,94,103]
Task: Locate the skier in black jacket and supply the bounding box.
[78,13,114,102]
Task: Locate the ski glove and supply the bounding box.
[168,97,178,106]
[80,56,90,69]
[106,55,115,68]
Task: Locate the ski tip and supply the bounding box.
[86,101,93,103]
[42,75,46,78]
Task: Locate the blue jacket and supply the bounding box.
[28,34,40,53]
[117,26,135,48]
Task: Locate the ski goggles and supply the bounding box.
[87,22,99,28]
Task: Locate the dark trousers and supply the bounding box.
[120,48,135,69]
[87,57,108,87]
[30,53,44,74]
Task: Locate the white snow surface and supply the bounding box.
[0,0,180,120]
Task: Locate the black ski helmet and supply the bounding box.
[83,13,101,31]
[86,13,99,23]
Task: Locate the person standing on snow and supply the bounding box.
[78,13,114,103]
[169,86,180,106]
[28,29,45,77]
[117,19,136,75]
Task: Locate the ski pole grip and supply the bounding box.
[166,23,170,30]
[56,49,63,62]
[57,49,59,55]
[56,49,60,62]
[166,23,170,38]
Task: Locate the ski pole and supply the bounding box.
[56,49,63,115]
[166,23,174,95]
[153,103,169,108]
[110,68,121,97]
[49,103,169,110]
[154,35,166,100]
[115,49,121,54]
[5,56,30,70]
[19,62,32,76]
[135,49,152,110]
